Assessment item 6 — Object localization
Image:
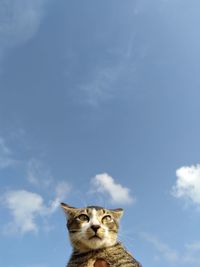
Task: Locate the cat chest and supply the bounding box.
[70,258,108,267]
[68,250,136,267]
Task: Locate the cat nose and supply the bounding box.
[91,225,100,233]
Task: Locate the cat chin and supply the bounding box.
[82,237,117,250]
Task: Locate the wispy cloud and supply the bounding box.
[171,164,200,206]
[185,241,200,252]
[49,181,71,212]
[26,158,70,211]
[68,2,147,107]
[141,232,200,265]
[183,241,200,264]
[141,232,179,264]
[26,158,53,187]
[0,136,16,169]
[77,30,138,107]
[0,0,50,54]
[90,173,135,205]
[80,64,125,106]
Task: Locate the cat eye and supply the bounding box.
[77,214,89,222]
[102,215,112,223]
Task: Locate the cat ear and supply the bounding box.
[60,202,77,216]
[110,208,124,220]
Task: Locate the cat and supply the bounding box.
[61,202,141,267]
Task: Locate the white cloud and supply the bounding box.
[172,164,200,205]
[90,173,135,204]
[0,0,49,52]
[2,181,70,234]
[0,136,16,169]
[0,137,71,235]
[2,190,45,234]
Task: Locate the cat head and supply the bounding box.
[61,203,123,252]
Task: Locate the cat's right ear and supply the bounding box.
[60,202,77,216]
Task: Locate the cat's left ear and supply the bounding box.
[60,202,77,216]
[110,208,124,220]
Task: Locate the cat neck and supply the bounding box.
[72,242,121,256]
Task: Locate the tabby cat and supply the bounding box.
[61,203,141,267]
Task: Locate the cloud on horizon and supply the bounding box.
[90,173,135,205]
[141,232,179,264]
[141,232,200,265]
[172,164,200,206]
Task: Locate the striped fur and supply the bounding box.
[61,203,141,267]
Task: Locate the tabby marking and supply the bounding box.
[61,203,141,267]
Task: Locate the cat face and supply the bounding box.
[61,203,123,252]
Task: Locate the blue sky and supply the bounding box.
[0,0,200,266]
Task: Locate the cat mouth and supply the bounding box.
[89,234,102,240]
